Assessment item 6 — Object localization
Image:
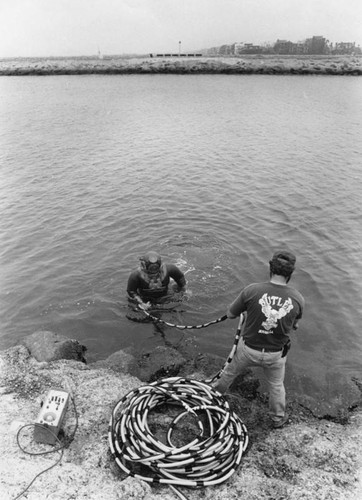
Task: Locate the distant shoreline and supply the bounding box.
[0,54,361,76]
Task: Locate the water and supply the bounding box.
[1,73,361,414]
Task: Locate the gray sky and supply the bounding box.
[1,0,361,57]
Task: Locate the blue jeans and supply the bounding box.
[212,339,287,420]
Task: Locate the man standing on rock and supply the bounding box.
[212,250,305,428]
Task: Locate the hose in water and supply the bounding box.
[138,305,227,330]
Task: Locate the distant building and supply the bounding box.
[305,36,328,54]
[200,35,361,57]
[333,42,359,55]
[234,42,264,55]
[219,44,234,55]
[293,42,309,55]
[274,40,294,55]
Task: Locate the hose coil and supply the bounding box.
[109,377,248,496]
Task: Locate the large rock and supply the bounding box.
[137,346,187,382]
[91,348,140,378]
[1,345,362,500]
[22,330,87,363]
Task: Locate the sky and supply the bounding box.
[0,0,361,58]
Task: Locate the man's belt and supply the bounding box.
[244,342,283,353]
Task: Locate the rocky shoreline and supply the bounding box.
[1,331,362,500]
[0,55,361,76]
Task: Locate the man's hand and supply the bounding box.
[138,300,151,311]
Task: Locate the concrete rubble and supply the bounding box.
[1,332,362,500]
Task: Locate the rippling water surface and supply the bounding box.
[1,74,361,412]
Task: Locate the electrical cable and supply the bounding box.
[13,427,64,500]
[13,312,243,500]
[108,377,248,500]
[13,395,78,500]
[136,307,244,385]
[205,314,244,384]
[138,305,228,330]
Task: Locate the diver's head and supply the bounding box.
[269,250,296,283]
[140,251,162,274]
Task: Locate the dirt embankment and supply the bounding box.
[0,55,361,76]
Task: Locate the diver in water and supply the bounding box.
[127,251,186,310]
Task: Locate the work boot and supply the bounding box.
[272,413,290,429]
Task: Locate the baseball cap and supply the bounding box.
[272,250,296,267]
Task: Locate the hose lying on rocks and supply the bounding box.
[108,377,248,499]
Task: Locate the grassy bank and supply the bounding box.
[0,54,361,76]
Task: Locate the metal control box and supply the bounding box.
[33,389,70,445]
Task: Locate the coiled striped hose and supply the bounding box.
[108,377,248,499]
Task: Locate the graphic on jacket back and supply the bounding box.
[258,293,294,333]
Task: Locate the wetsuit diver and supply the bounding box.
[127,251,186,310]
